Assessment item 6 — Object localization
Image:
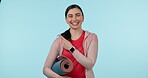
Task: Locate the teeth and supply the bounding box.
[72,22,78,26]
[73,23,77,25]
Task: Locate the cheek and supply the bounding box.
[66,18,70,23]
[66,19,71,24]
[81,17,84,22]
[77,17,83,21]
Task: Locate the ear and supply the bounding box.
[82,16,84,22]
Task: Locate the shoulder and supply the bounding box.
[85,30,98,40]
[90,33,98,38]
[53,36,62,45]
[89,33,98,43]
[54,36,61,42]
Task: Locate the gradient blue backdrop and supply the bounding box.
[0,0,148,78]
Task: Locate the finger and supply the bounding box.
[59,35,64,39]
[59,35,67,41]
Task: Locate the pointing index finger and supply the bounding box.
[59,35,66,41]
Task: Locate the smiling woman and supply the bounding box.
[43,4,98,78]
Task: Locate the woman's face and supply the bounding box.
[66,8,84,29]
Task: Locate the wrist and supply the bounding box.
[69,47,75,53]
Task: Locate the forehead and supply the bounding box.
[67,8,82,15]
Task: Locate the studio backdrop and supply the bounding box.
[0,0,148,78]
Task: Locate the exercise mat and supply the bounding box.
[51,56,73,76]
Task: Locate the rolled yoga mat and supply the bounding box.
[51,56,73,76]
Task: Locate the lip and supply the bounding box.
[70,22,79,26]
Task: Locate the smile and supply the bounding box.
[71,22,79,26]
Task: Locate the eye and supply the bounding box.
[68,14,73,18]
[76,13,81,17]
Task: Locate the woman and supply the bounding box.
[43,4,98,78]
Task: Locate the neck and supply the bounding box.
[70,28,83,40]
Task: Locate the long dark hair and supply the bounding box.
[61,4,84,41]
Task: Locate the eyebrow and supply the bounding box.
[68,13,81,15]
[68,14,73,16]
[75,13,81,15]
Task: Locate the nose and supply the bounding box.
[72,16,76,21]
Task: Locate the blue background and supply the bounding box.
[0,0,148,78]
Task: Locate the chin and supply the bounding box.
[71,26,81,29]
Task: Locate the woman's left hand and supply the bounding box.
[60,35,73,50]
